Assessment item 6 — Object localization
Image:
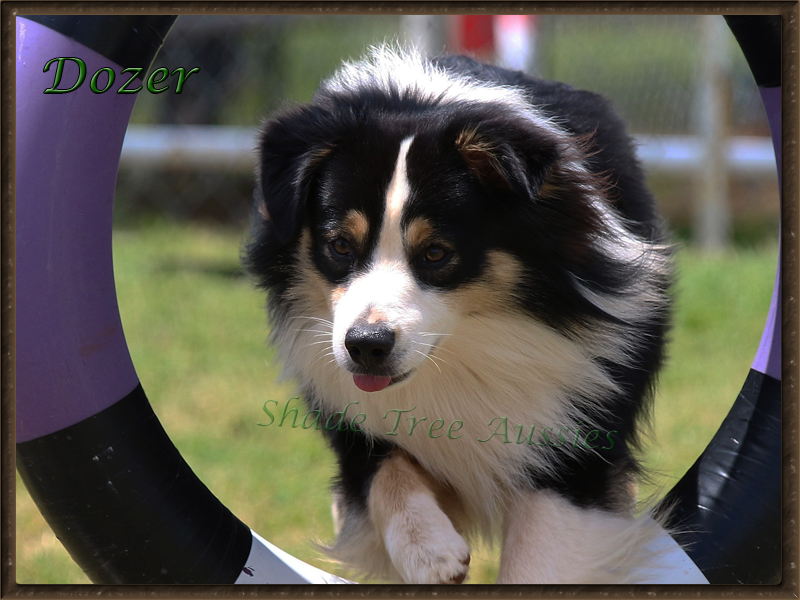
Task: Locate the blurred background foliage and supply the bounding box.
[17,14,780,585]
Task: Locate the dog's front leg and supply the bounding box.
[368,450,471,584]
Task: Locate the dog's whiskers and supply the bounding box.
[287,316,334,329]
[427,353,449,371]
[412,348,443,375]
[306,339,333,347]
[290,328,333,336]
[412,339,457,358]
[310,350,337,370]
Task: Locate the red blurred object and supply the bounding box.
[453,15,495,59]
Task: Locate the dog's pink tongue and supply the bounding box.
[353,374,392,392]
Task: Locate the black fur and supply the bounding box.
[245,51,673,577]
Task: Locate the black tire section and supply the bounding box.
[660,371,781,584]
[17,385,252,584]
[23,15,177,72]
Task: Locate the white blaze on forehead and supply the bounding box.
[330,135,453,374]
[379,137,414,259]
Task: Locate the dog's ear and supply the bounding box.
[454,123,559,201]
[256,107,336,245]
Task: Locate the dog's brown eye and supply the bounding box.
[331,238,352,256]
[424,245,446,262]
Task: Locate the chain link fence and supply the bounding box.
[115,15,400,225]
[114,14,778,244]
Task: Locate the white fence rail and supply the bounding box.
[120,126,776,177]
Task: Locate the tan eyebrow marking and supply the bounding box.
[405,217,436,250]
[342,209,369,247]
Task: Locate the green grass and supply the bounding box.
[641,243,779,497]
[16,222,778,584]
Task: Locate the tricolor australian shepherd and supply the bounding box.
[245,47,673,584]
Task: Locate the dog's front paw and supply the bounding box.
[383,494,471,584]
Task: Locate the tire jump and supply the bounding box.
[15,14,781,585]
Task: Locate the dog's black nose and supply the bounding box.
[345,324,395,369]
